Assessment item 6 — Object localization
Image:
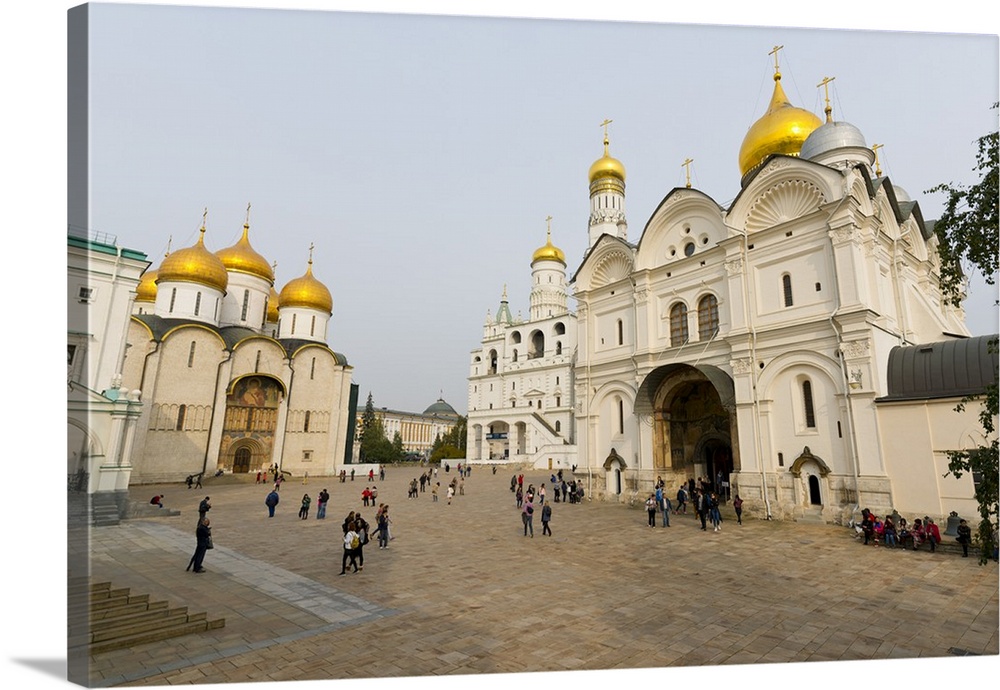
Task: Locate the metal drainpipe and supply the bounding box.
[277,356,295,472]
[202,347,234,479]
[739,227,772,519]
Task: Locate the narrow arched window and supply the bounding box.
[291,313,297,333]
[555,420,561,433]
[176,404,186,431]
[187,341,196,368]
[241,289,250,321]
[669,303,689,347]
[782,274,793,307]
[255,350,261,372]
[304,410,311,433]
[310,315,316,336]
[617,319,624,345]
[617,396,625,434]
[555,341,562,355]
[261,297,269,329]
[698,294,719,340]
[512,349,518,362]
[802,380,816,428]
[194,291,202,316]
[169,288,177,313]
[310,357,316,380]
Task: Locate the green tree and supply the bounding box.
[391,431,405,461]
[359,393,394,464]
[927,105,999,563]
[429,416,468,463]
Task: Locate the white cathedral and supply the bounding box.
[467,57,997,524]
[121,211,355,484]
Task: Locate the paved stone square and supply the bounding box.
[76,466,997,686]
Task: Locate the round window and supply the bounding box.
[684,242,695,257]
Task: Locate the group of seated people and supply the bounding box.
[856,508,942,551]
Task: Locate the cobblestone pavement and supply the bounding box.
[78,466,997,687]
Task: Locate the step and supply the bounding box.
[90,609,196,643]
[88,602,174,632]
[89,599,163,620]
[89,617,225,654]
[91,586,131,602]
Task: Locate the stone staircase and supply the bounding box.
[71,580,225,655]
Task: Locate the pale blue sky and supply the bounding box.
[75,2,998,417]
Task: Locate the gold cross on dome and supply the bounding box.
[681,158,694,188]
[817,76,836,122]
[769,45,783,73]
[245,202,252,225]
[872,143,884,176]
[308,242,315,264]
[545,215,553,238]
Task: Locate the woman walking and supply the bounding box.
[709,492,722,532]
[341,521,360,575]
[645,494,658,528]
[732,494,743,525]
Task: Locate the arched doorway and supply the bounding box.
[789,447,831,509]
[808,475,821,505]
[234,447,252,474]
[644,365,737,485]
[219,375,285,472]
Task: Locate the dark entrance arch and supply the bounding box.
[642,364,737,481]
[808,475,821,505]
[697,435,733,497]
[234,447,252,474]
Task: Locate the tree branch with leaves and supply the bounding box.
[927,103,999,563]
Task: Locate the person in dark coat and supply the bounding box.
[957,519,972,557]
[187,517,211,573]
[265,489,280,517]
[198,496,211,520]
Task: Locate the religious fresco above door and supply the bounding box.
[218,375,285,472]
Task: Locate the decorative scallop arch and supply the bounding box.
[592,250,633,288]
[745,179,826,232]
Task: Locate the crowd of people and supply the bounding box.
[855,508,973,556]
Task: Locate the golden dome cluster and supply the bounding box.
[157,227,229,292]
[738,70,822,177]
[279,258,333,314]
[216,223,275,283]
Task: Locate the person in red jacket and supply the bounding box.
[925,518,942,553]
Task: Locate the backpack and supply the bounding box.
[350,534,360,549]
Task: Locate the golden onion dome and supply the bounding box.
[532,226,566,265]
[279,257,332,314]
[266,285,280,323]
[156,226,229,292]
[216,223,274,284]
[135,266,159,303]
[588,133,626,183]
[738,71,822,177]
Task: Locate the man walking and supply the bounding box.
[198,496,211,521]
[658,487,671,527]
[541,502,552,536]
